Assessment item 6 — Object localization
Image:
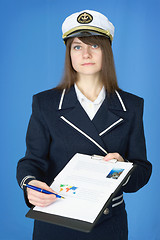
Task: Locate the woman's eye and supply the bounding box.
[74,46,81,50]
[92,44,99,49]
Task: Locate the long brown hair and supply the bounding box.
[56,35,120,93]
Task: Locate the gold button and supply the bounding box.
[103,208,109,215]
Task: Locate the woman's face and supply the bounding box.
[70,37,102,77]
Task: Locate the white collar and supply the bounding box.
[74,84,106,105]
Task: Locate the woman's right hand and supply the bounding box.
[26,180,57,207]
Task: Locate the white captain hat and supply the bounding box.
[62,10,115,43]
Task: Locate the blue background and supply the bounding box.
[0,0,159,239]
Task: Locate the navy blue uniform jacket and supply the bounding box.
[17,86,152,240]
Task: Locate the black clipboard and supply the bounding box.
[26,164,136,233]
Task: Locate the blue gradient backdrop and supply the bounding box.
[0,0,159,239]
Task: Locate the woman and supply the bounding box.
[17,10,152,240]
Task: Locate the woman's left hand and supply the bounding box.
[103,153,124,162]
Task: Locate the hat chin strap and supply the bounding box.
[62,26,113,42]
[63,31,111,45]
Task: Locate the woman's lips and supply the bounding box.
[81,63,95,66]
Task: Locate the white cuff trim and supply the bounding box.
[112,194,123,202]
[20,175,36,189]
[112,199,124,208]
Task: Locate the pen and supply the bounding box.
[24,183,65,199]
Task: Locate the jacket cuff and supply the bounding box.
[20,175,36,189]
[22,177,36,208]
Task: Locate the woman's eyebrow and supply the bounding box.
[72,41,82,44]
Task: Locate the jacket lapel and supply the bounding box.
[58,86,108,155]
[58,87,127,155]
[92,92,126,137]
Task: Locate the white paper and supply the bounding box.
[34,153,133,223]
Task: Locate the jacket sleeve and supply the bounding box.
[16,95,51,190]
[122,98,152,193]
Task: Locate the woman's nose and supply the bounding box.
[82,46,91,58]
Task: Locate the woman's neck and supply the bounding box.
[76,74,103,102]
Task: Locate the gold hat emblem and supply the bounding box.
[77,12,93,24]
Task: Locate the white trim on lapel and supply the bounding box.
[59,89,127,112]
[97,91,126,136]
[58,89,66,110]
[115,90,127,112]
[60,116,108,155]
[99,118,123,136]
[58,88,127,153]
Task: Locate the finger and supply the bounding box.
[103,153,115,161]
[27,187,57,200]
[112,153,123,162]
[28,188,56,199]
[104,153,124,162]
[29,199,56,207]
[28,191,57,207]
[38,183,55,193]
[27,180,57,196]
[29,197,57,207]
[28,188,57,200]
[27,180,58,206]
[29,181,55,193]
